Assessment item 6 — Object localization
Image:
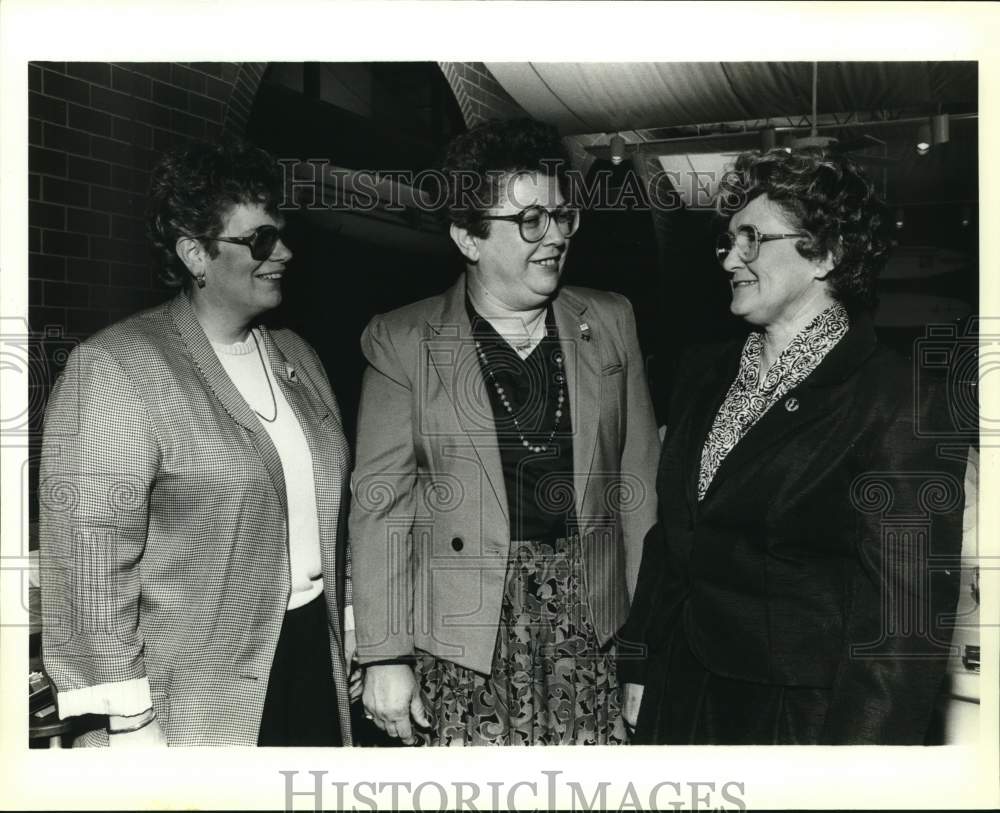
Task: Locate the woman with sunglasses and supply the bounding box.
[618,147,965,744]
[350,118,659,745]
[39,139,356,746]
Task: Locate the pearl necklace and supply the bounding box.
[475,340,565,453]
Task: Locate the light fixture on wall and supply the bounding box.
[609,133,626,165]
[932,113,950,145]
[916,123,932,155]
[895,207,905,229]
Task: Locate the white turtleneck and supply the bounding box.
[210,329,323,611]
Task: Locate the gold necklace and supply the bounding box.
[250,331,278,423]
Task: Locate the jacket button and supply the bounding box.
[451,537,463,552]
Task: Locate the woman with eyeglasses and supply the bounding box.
[618,148,965,744]
[39,139,357,746]
[349,118,659,745]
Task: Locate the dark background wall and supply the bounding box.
[26,60,979,530]
[27,62,269,526]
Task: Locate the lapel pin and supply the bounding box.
[784,397,799,412]
[579,322,591,342]
[286,364,298,382]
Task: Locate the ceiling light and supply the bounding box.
[609,134,626,165]
[791,135,838,150]
[932,113,950,145]
[916,123,932,155]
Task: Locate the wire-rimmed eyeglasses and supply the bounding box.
[480,205,581,243]
[715,224,808,266]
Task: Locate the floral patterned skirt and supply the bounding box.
[415,533,626,746]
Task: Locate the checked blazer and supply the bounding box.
[349,274,660,674]
[39,292,353,746]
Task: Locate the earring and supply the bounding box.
[195,274,206,289]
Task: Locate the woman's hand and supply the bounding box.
[344,629,363,701]
[108,717,167,747]
[362,664,430,745]
[622,682,644,734]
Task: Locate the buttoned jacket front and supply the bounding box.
[350,275,660,673]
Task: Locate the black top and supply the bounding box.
[467,297,576,541]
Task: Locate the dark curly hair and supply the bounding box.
[442,118,570,238]
[147,138,284,289]
[716,147,891,311]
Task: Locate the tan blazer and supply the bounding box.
[39,293,353,746]
[350,275,659,673]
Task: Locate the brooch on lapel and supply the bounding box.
[579,322,591,342]
[784,397,799,412]
[286,364,298,382]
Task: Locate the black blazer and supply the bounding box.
[622,313,966,744]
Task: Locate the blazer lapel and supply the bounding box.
[168,293,288,515]
[426,276,509,522]
[552,288,601,522]
[681,345,741,515]
[701,315,878,503]
[262,327,350,639]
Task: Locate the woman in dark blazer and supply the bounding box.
[619,148,966,745]
[39,140,354,746]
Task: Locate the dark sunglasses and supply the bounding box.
[201,224,287,261]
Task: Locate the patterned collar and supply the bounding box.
[697,302,850,501]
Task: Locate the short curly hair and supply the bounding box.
[442,118,570,238]
[147,138,284,289]
[716,147,891,311]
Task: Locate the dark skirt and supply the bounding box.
[634,615,831,745]
[257,594,342,747]
[415,534,625,745]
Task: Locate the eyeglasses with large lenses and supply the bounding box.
[481,205,581,243]
[715,225,758,265]
[714,224,808,266]
[208,224,284,261]
[518,205,580,242]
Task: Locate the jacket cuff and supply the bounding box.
[56,677,153,719]
[362,655,417,668]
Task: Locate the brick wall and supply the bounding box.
[27,61,265,525]
[28,62,266,341]
[437,62,594,179]
[437,62,528,127]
